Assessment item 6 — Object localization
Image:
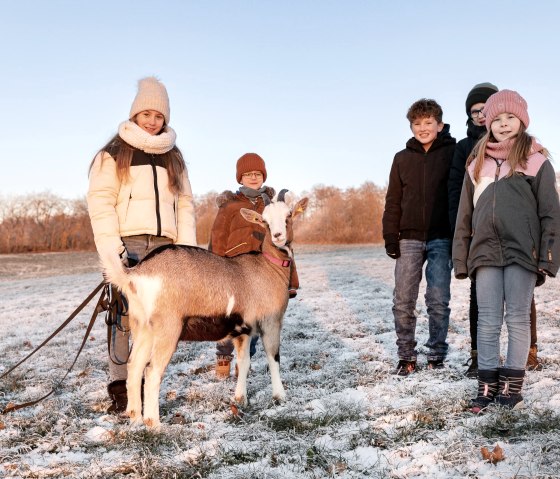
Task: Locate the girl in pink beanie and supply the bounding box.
[453,89,560,413]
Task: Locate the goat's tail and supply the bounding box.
[100,251,131,295]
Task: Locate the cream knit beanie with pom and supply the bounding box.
[129,77,170,124]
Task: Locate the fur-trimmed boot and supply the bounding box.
[107,380,127,414]
[470,369,499,413]
[495,368,525,409]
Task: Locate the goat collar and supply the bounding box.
[263,252,291,268]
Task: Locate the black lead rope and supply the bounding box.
[1,280,106,414]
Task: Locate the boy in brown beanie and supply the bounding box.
[208,153,299,378]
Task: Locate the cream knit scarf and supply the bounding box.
[118,120,177,154]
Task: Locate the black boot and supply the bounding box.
[495,368,525,409]
[464,350,478,379]
[107,380,127,414]
[470,369,498,413]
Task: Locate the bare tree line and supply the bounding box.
[0,182,386,254]
[4,170,559,255]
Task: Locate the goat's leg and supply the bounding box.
[261,320,286,402]
[142,325,181,429]
[232,334,251,406]
[126,325,153,425]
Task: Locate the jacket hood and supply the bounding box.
[406,123,456,153]
[215,186,276,208]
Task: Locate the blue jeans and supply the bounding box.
[217,336,259,359]
[392,239,451,361]
[476,264,536,370]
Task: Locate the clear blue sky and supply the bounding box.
[1,0,559,199]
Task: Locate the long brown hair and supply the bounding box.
[468,124,549,183]
[89,133,186,195]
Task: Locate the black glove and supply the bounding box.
[385,242,400,259]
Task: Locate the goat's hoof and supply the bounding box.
[127,408,140,420]
[272,392,286,403]
[233,395,248,407]
[143,417,161,430]
[128,415,143,427]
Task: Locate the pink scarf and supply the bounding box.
[485,137,544,160]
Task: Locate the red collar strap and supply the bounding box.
[263,252,291,267]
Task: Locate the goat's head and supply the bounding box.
[240,190,308,251]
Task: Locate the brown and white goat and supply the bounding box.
[102,192,308,428]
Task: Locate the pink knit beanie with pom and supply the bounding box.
[482,89,529,131]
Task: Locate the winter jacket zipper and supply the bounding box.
[491,157,504,264]
[423,152,427,238]
[150,155,162,236]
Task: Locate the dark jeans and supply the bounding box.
[392,239,452,361]
[217,336,259,359]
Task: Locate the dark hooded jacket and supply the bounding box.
[448,121,486,234]
[382,124,456,247]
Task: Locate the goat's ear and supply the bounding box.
[240,208,265,225]
[291,197,309,219]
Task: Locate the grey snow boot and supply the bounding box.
[495,368,525,409]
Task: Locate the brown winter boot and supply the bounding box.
[216,356,232,379]
[107,380,127,414]
[526,345,542,371]
[495,368,525,409]
[470,369,499,414]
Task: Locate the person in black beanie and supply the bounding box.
[448,82,541,378]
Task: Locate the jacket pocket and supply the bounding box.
[116,186,132,225]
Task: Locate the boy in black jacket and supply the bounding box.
[382,99,456,376]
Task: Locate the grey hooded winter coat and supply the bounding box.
[453,152,560,286]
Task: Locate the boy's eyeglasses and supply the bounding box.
[242,172,263,179]
[470,108,485,118]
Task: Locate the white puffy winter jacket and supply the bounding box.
[87,149,197,255]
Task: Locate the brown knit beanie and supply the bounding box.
[465,82,499,115]
[483,90,529,131]
[129,77,170,124]
[236,153,267,183]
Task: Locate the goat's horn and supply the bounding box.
[277,189,289,202]
[261,193,271,205]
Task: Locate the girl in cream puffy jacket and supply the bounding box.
[87,77,196,413]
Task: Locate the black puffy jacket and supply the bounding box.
[448,121,486,234]
[382,124,456,246]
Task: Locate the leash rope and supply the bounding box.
[1,281,106,414]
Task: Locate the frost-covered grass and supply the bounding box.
[1,246,560,478]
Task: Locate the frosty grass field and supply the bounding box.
[1,245,560,479]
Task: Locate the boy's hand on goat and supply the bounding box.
[385,242,400,259]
